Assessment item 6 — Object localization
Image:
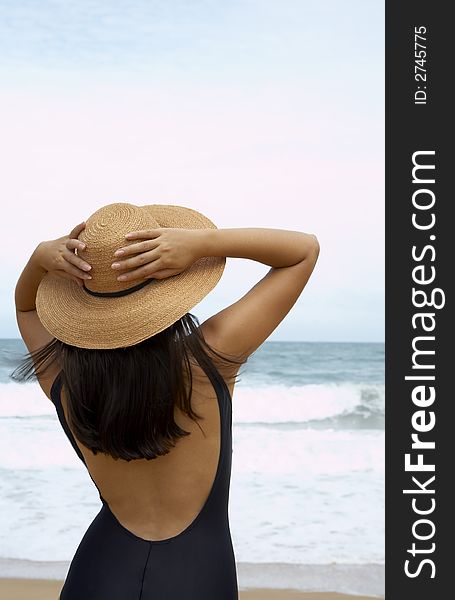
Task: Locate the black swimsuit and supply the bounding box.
[50,372,238,599]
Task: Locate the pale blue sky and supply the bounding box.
[0,0,384,342]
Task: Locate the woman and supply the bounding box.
[12,202,319,599]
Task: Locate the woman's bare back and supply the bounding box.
[58,352,237,541]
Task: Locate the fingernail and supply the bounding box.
[125,234,133,239]
[114,250,124,256]
[85,274,92,279]
[79,243,86,249]
[82,264,91,271]
[112,263,120,269]
[118,275,127,281]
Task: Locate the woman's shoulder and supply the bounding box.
[199,324,244,374]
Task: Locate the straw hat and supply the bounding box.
[36,203,225,349]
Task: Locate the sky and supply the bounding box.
[0,0,384,342]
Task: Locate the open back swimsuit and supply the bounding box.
[50,371,238,599]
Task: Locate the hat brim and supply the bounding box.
[36,205,225,349]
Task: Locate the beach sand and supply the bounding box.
[0,578,379,599]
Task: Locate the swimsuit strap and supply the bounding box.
[50,372,87,465]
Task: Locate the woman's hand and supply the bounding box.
[37,222,92,288]
[111,228,201,282]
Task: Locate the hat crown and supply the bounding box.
[77,203,159,294]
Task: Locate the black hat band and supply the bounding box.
[82,278,154,298]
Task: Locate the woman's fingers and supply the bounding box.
[60,228,170,283]
[114,239,158,257]
[67,238,86,252]
[65,223,88,284]
[124,229,162,240]
[111,248,160,273]
[62,247,92,279]
[114,258,165,282]
[68,221,86,239]
[66,238,87,255]
[65,239,92,272]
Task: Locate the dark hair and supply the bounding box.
[10,313,247,461]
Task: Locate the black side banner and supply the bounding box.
[386,1,453,598]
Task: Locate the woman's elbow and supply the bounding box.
[309,234,320,259]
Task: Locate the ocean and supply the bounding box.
[0,339,384,595]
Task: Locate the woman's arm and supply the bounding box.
[112,225,320,360]
[193,228,320,359]
[193,228,319,267]
[112,227,319,281]
[15,222,93,394]
[15,223,92,370]
[14,246,49,312]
